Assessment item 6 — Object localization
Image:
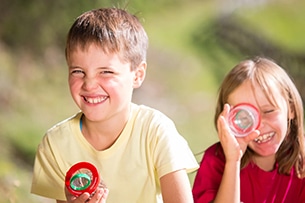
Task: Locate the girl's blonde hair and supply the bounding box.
[215,56,305,178]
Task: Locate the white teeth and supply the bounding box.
[254,132,275,143]
[85,96,107,104]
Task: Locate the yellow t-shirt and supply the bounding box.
[31,103,198,202]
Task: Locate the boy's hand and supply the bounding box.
[65,187,109,203]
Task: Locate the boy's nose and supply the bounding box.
[82,77,98,90]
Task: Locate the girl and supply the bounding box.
[192,57,305,203]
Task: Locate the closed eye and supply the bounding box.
[101,70,114,74]
[264,110,274,113]
[71,70,84,74]
[263,108,279,114]
[70,69,85,77]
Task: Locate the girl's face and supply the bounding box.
[67,44,145,123]
[228,80,289,158]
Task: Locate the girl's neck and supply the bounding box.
[252,155,276,172]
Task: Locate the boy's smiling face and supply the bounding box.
[67,43,146,123]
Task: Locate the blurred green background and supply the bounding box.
[1,0,305,202]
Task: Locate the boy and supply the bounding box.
[31,7,198,203]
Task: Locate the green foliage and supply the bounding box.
[0,0,186,57]
[235,1,305,52]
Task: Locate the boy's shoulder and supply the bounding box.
[131,103,171,121]
[46,112,82,134]
[38,112,82,149]
[132,103,156,111]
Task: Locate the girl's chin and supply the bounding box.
[250,146,279,157]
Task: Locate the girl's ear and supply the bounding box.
[133,61,146,88]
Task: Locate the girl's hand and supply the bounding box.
[217,104,260,162]
[65,187,109,203]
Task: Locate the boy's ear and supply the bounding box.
[133,61,146,88]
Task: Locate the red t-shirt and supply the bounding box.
[192,142,305,203]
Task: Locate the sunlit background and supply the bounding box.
[1,0,305,202]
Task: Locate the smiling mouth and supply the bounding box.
[254,132,275,144]
[83,96,108,104]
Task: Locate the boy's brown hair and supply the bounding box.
[65,8,148,70]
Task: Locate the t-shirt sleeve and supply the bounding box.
[150,114,199,178]
[192,142,225,203]
[31,134,66,201]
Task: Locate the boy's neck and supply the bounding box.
[81,109,130,151]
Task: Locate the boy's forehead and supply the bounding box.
[66,43,128,66]
[69,42,105,52]
[67,42,116,58]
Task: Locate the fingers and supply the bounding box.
[221,103,231,119]
[217,104,234,141]
[245,129,260,143]
[85,188,109,203]
[99,188,109,203]
[66,192,95,203]
[65,185,109,203]
[218,103,260,143]
[79,193,91,203]
[217,104,261,162]
[218,115,231,140]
